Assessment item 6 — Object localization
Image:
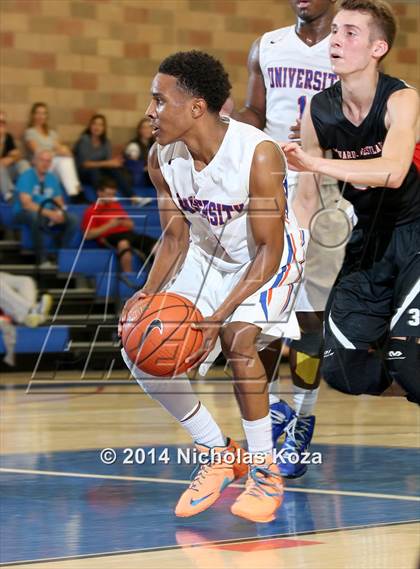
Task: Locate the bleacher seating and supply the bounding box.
[0,326,69,355]
[0,183,161,362]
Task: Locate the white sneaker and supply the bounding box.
[24,294,53,327]
[37,294,53,321]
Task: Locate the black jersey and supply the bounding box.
[311,73,420,228]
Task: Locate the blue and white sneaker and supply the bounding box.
[270,400,296,447]
[278,415,316,479]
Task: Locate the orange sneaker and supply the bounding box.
[231,455,284,523]
[175,438,247,518]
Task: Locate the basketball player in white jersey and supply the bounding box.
[227,0,351,478]
[119,51,306,523]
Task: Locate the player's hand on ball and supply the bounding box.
[118,289,150,337]
[186,315,222,370]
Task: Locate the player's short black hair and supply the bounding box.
[158,50,231,113]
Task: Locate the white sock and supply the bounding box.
[242,413,273,455]
[293,385,319,416]
[269,393,280,405]
[180,402,226,448]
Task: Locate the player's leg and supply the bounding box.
[259,338,297,445]
[384,234,420,404]
[220,321,283,523]
[276,311,322,477]
[121,248,246,517]
[269,184,351,476]
[121,348,246,517]
[322,271,393,397]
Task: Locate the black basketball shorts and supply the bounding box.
[324,218,420,349]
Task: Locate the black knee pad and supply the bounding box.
[290,331,323,358]
[323,347,391,396]
[385,339,420,404]
[289,332,323,387]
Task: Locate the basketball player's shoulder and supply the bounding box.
[230,117,276,148]
[260,25,294,50]
[229,119,283,166]
[380,72,417,101]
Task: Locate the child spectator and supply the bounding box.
[24,102,81,198]
[124,117,154,187]
[81,178,156,272]
[0,111,30,201]
[74,114,134,199]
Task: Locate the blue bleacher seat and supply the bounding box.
[58,249,114,276]
[0,326,69,354]
[95,271,148,299]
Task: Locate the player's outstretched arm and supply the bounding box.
[291,106,324,229]
[228,38,266,129]
[283,88,419,189]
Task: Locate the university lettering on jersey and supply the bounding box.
[266,66,337,91]
[176,193,245,226]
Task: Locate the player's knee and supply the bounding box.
[220,323,259,361]
[291,331,323,358]
[120,347,164,395]
[385,338,420,404]
[289,332,323,388]
[323,347,389,396]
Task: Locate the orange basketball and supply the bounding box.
[121,292,203,377]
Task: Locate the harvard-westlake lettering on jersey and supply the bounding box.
[259,25,337,145]
[311,73,420,227]
[157,117,305,281]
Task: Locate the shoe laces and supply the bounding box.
[270,408,287,425]
[243,465,282,499]
[283,416,312,452]
[189,458,212,491]
[189,451,228,491]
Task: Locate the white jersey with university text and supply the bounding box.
[259,25,350,315]
[260,25,337,186]
[157,117,305,284]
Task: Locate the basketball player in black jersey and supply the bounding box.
[282,0,420,404]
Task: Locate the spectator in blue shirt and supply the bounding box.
[13,150,78,265]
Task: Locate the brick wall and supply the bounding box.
[1,0,418,146]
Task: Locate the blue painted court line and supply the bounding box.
[0,444,419,564]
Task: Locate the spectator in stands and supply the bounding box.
[13,150,78,266]
[0,111,30,201]
[0,272,53,327]
[24,102,81,199]
[81,178,156,272]
[74,114,134,199]
[0,272,53,366]
[124,117,154,187]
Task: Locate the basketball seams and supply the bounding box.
[122,293,203,376]
[136,306,191,366]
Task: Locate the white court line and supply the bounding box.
[1,467,419,502]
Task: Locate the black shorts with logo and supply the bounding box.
[324,218,420,350]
